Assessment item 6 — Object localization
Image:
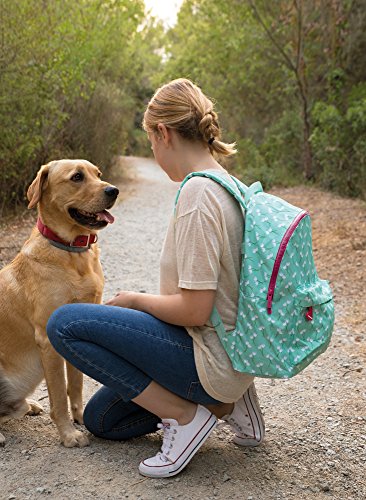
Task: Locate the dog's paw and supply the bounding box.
[0,432,5,447]
[26,399,44,416]
[62,429,89,448]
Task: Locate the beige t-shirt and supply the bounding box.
[160,169,254,403]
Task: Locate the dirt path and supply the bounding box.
[1,157,365,500]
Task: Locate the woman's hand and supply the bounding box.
[105,291,137,308]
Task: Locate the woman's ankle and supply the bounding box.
[175,404,198,425]
[205,402,234,419]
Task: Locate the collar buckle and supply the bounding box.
[71,233,98,248]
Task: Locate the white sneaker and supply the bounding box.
[222,383,265,446]
[138,405,217,478]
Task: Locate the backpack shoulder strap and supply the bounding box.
[174,170,250,344]
[230,176,263,205]
[175,171,248,211]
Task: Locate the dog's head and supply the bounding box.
[27,159,119,232]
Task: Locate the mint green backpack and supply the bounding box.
[176,172,334,379]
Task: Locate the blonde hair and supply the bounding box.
[143,78,237,158]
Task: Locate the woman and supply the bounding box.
[47,78,265,478]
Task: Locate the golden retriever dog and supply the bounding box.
[0,159,118,447]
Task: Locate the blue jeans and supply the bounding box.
[47,304,220,440]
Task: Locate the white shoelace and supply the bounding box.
[156,421,178,462]
[218,416,253,438]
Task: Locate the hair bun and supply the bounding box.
[143,78,237,157]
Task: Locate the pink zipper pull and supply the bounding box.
[305,306,313,321]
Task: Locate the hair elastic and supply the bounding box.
[208,137,215,145]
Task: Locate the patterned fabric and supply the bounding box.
[176,173,335,379]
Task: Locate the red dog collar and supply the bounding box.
[37,218,98,249]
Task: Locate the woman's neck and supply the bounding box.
[173,143,225,180]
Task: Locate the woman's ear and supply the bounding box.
[27,163,51,209]
[157,123,171,146]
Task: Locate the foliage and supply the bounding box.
[163,0,292,140]
[0,0,163,213]
[0,0,365,214]
[161,0,365,199]
[234,110,304,189]
[311,96,366,198]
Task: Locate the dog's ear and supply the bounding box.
[27,163,51,209]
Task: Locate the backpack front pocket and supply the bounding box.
[221,280,334,378]
[295,279,333,308]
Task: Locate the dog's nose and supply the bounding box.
[104,186,119,199]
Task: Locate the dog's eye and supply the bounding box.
[71,172,84,182]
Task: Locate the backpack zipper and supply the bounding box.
[267,210,308,314]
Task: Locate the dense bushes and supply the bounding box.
[1,0,365,215]
[162,0,366,199]
[0,0,161,213]
[311,93,366,198]
[233,110,304,189]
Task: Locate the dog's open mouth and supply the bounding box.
[68,208,115,228]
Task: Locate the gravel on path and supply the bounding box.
[0,157,365,500]
[99,156,178,299]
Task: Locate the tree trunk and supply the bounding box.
[301,97,313,180]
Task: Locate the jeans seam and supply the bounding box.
[95,396,158,435]
[60,328,149,399]
[98,395,125,434]
[61,319,194,351]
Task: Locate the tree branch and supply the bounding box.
[293,0,303,73]
[247,0,297,73]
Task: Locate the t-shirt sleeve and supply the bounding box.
[175,208,223,290]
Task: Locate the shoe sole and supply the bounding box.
[233,384,265,447]
[139,413,217,478]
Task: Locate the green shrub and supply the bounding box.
[260,110,304,185]
[0,0,154,214]
[128,128,152,158]
[233,138,273,188]
[63,81,136,171]
[311,97,366,199]
[233,110,303,189]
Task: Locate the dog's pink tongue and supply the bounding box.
[97,210,115,224]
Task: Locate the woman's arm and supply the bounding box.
[105,288,216,327]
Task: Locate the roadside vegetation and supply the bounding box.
[1,0,365,214]
[0,0,162,212]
